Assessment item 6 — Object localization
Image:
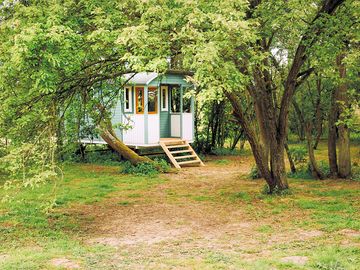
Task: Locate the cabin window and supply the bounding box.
[183,88,192,113]
[124,86,132,112]
[170,86,181,113]
[161,86,168,111]
[148,87,158,114]
[135,87,144,114]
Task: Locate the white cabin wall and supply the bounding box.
[147,114,160,143]
[170,114,181,137]
[122,114,145,144]
[182,113,194,141]
[111,100,123,139]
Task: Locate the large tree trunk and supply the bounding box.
[98,118,150,165]
[270,142,289,190]
[336,53,351,178]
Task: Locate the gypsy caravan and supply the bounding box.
[83,71,203,168]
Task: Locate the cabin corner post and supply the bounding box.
[180,85,183,139]
[144,85,149,144]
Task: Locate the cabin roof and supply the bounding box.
[123,72,158,85]
[123,70,193,85]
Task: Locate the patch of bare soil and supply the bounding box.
[0,254,9,263]
[64,155,357,267]
[280,256,309,265]
[49,258,80,269]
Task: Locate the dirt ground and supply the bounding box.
[63,155,359,269]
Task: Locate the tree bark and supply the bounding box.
[230,129,243,150]
[336,53,351,178]
[313,76,323,150]
[285,141,296,173]
[99,128,150,165]
[98,117,150,165]
[305,124,324,179]
[328,87,339,178]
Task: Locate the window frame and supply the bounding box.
[123,86,133,113]
[148,87,158,114]
[160,86,169,111]
[135,86,145,114]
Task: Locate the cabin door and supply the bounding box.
[159,85,171,138]
[169,85,181,137]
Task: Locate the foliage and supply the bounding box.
[261,184,293,196]
[288,146,308,166]
[121,159,170,176]
[0,131,60,194]
[249,165,261,180]
[211,147,243,156]
[63,144,121,165]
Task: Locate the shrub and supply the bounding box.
[262,184,293,196]
[211,148,239,156]
[249,165,261,179]
[288,145,308,166]
[288,166,312,179]
[318,160,330,176]
[121,158,170,176]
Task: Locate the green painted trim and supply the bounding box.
[144,85,148,144]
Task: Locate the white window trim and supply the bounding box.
[124,86,133,113]
[161,86,168,111]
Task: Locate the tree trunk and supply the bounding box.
[98,119,150,165]
[284,141,296,173]
[270,140,289,192]
[305,124,324,179]
[336,53,351,178]
[239,139,246,151]
[313,78,323,150]
[328,87,339,178]
[230,129,243,150]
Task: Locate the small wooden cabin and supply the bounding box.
[83,71,203,168]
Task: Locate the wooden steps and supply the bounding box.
[159,139,205,169]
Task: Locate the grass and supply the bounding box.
[0,163,165,269]
[0,142,359,269]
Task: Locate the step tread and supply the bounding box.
[167,144,189,149]
[178,160,201,165]
[174,154,197,160]
[170,149,193,154]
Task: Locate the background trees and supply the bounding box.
[0,0,359,192]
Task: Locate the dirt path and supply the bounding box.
[67,155,359,269]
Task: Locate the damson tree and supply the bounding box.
[0,0,175,165]
[170,0,358,192]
